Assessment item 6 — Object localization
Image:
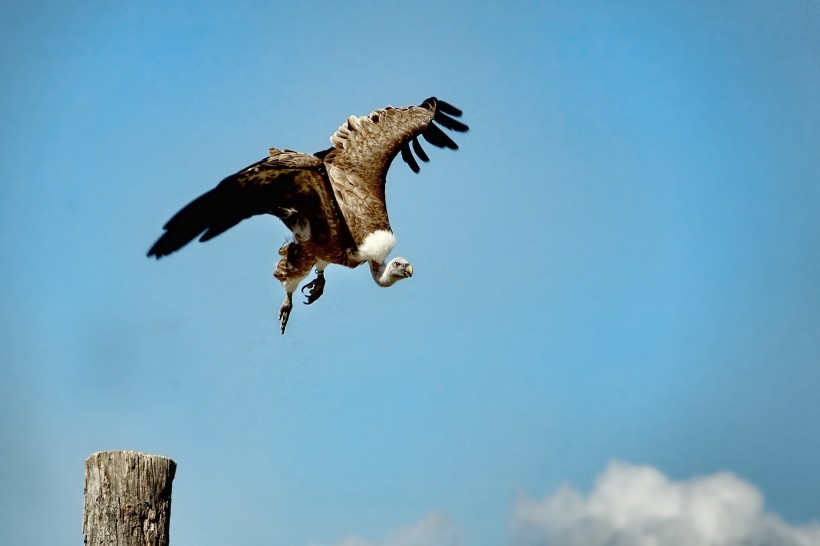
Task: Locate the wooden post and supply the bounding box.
[83,451,177,546]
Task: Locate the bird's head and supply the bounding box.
[372,257,414,287]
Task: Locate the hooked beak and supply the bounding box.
[405,264,413,277]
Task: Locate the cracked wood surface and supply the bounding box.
[83,451,176,546]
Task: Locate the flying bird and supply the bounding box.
[147,97,468,333]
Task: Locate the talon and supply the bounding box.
[301,271,326,305]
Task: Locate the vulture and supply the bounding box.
[147,97,468,333]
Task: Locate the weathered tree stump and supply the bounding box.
[83,451,177,546]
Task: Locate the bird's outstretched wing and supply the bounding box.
[147,149,326,258]
[324,97,468,191]
[320,97,468,243]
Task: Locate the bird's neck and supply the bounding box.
[369,261,396,287]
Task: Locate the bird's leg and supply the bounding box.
[278,292,293,334]
[276,272,304,335]
[273,242,315,333]
[301,262,327,305]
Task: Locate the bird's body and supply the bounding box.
[148,97,468,333]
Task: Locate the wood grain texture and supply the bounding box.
[83,451,176,546]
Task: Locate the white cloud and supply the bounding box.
[320,462,820,546]
[514,461,820,546]
[325,513,461,546]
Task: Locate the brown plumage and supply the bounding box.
[147,97,468,333]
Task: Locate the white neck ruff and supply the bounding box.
[355,230,396,263]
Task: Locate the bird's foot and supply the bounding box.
[278,297,293,334]
[301,270,325,305]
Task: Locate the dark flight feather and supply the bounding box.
[433,110,470,133]
[435,100,463,117]
[411,137,429,162]
[401,143,420,173]
[149,186,228,257]
[421,122,459,150]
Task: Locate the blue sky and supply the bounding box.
[2,1,819,545]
